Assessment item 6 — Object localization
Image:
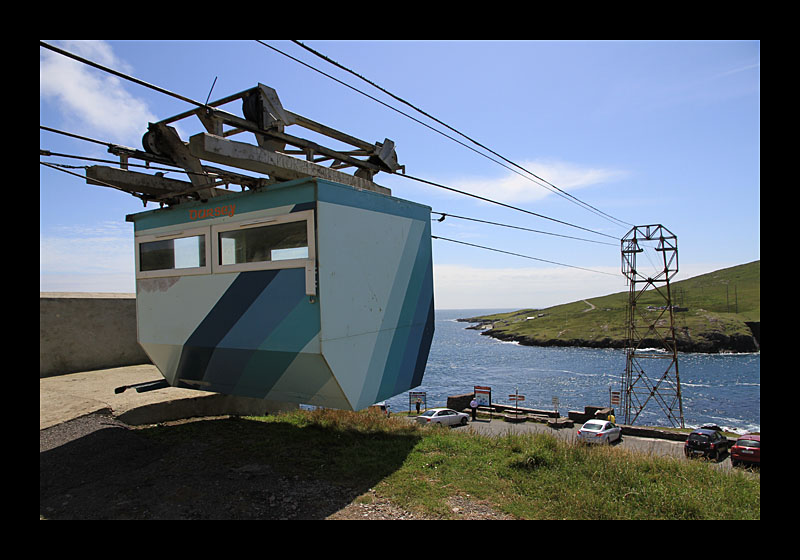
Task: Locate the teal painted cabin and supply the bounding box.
[127,177,434,411]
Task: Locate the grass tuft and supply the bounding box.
[144,409,759,519]
[266,410,759,519]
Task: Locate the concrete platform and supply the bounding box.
[39,364,297,430]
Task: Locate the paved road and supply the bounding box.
[423,416,737,471]
[40,366,744,473]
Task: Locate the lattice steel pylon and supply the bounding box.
[620,225,684,428]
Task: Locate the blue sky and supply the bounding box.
[40,40,760,309]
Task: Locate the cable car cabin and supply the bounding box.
[126,177,434,411]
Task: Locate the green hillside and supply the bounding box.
[461,261,760,353]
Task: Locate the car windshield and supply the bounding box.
[419,410,437,417]
[737,439,760,448]
[582,422,605,431]
[689,433,710,442]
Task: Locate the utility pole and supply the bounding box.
[620,225,684,428]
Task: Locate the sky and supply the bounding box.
[40,40,760,310]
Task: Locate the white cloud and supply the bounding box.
[40,222,135,292]
[433,264,626,309]
[40,40,157,146]
[452,159,628,205]
[40,273,135,294]
[432,260,743,310]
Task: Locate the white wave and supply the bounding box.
[697,415,760,435]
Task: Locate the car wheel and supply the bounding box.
[460,417,467,426]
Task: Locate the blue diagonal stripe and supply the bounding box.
[175,269,278,384]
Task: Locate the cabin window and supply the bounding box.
[134,211,315,293]
[140,235,206,271]
[212,210,316,295]
[136,228,211,278]
[219,220,308,265]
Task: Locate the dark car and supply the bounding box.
[730,434,760,467]
[684,428,730,461]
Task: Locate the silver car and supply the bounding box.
[415,408,469,426]
[577,420,622,444]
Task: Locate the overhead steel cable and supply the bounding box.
[256,41,623,234]
[42,143,618,247]
[40,125,119,148]
[253,41,504,167]
[431,236,618,277]
[42,123,616,247]
[40,41,207,109]
[41,158,222,202]
[431,211,617,246]
[41,148,206,178]
[40,161,139,197]
[43,152,614,268]
[42,41,619,243]
[288,39,633,229]
[403,172,618,240]
[258,41,574,211]
[41,125,204,175]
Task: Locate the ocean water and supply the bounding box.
[383,309,760,434]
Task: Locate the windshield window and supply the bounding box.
[583,422,604,430]
[419,410,437,417]
[737,439,760,448]
[689,433,710,442]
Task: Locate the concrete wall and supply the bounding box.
[40,293,151,377]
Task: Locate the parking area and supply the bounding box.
[414,415,756,472]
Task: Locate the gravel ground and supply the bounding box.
[40,413,512,520]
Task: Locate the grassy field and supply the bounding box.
[464,261,760,350]
[205,408,759,520]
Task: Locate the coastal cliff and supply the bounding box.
[461,318,760,353]
[460,261,760,354]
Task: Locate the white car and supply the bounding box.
[415,408,469,426]
[576,420,622,444]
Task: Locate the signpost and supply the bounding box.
[552,396,559,416]
[509,388,525,416]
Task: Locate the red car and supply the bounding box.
[730,434,760,467]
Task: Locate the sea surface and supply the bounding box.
[383,309,760,434]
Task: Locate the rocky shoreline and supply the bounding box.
[460,319,760,354]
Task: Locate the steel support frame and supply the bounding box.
[620,225,684,428]
[85,83,401,206]
[148,83,403,182]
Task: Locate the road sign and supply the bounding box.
[610,390,621,406]
[508,395,525,401]
[474,386,492,407]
